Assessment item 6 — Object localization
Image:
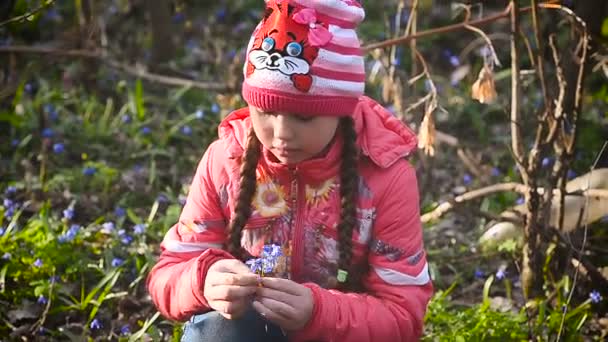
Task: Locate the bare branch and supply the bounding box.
[363,1,563,51]
[0,0,56,28]
[0,46,227,91]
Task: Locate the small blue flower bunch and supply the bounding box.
[246,244,283,277]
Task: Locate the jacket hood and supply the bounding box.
[218,96,417,169]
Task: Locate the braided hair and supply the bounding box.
[226,128,261,259]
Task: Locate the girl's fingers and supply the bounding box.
[206,284,257,301]
[211,298,252,317]
[206,272,259,287]
[252,299,290,326]
[256,286,296,306]
[259,277,304,296]
[253,297,297,320]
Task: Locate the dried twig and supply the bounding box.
[0,46,228,91]
[509,1,527,184]
[363,1,562,51]
[0,0,56,28]
[421,183,608,224]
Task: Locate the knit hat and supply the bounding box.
[242,0,366,117]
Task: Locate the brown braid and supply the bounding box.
[336,116,366,292]
[227,128,261,259]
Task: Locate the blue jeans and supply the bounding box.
[181,309,289,342]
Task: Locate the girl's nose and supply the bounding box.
[274,115,295,141]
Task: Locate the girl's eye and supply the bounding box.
[294,115,313,122]
[285,42,303,57]
[262,37,275,52]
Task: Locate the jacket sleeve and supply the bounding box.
[292,161,433,342]
[146,141,235,321]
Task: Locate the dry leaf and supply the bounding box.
[471,64,497,104]
[418,102,437,156]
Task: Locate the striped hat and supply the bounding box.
[242,0,366,117]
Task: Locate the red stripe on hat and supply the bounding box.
[323,42,362,56]
[311,66,366,82]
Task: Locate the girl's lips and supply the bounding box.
[274,148,298,155]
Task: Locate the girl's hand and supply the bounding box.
[204,259,260,319]
[253,277,314,331]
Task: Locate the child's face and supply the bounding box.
[249,106,340,164]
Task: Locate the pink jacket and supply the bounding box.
[147,96,433,341]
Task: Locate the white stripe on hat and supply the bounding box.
[328,25,360,47]
[315,49,365,69]
[291,0,365,24]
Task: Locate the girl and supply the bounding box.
[147,1,433,341]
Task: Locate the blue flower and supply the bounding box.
[37,295,48,305]
[5,186,17,195]
[262,244,282,259]
[58,224,80,243]
[491,167,501,177]
[516,197,525,205]
[83,167,97,176]
[43,103,56,114]
[262,260,276,273]
[90,318,102,330]
[11,139,20,147]
[541,157,553,168]
[101,222,115,234]
[120,324,131,335]
[0,227,4,236]
[449,55,460,67]
[495,269,506,280]
[156,194,169,204]
[24,83,34,94]
[181,125,193,136]
[111,258,124,267]
[52,143,65,154]
[185,39,198,51]
[211,103,220,113]
[37,326,48,335]
[195,109,205,119]
[172,12,185,23]
[463,173,473,185]
[33,259,43,267]
[133,224,146,235]
[567,170,577,180]
[49,276,60,284]
[3,199,14,209]
[2,252,11,260]
[114,206,126,218]
[122,114,132,124]
[474,268,485,279]
[246,258,263,273]
[215,8,227,22]
[140,126,151,135]
[589,290,602,303]
[121,234,133,245]
[63,207,75,220]
[4,206,15,220]
[41,128,54,138]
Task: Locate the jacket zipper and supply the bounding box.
[289,167,304,281]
